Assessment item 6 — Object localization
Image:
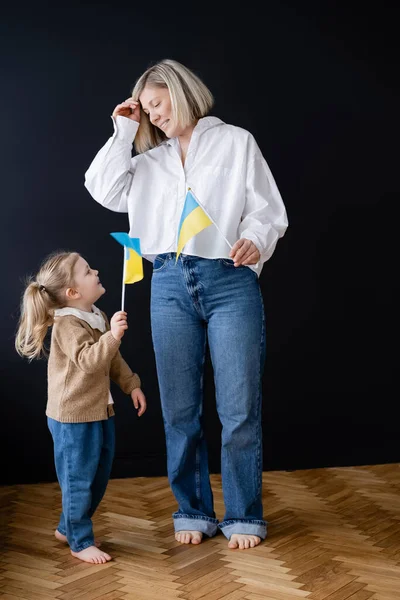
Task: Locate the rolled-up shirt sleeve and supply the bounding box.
[84,116,139,213]
[239,135,288,263]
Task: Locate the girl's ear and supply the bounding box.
[65,287,80,300]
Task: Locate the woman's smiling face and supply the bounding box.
[139,86,178,138]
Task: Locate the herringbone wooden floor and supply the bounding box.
[1,464,400,599]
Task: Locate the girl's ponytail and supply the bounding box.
[15,251,80,359]
[15,279,54,359]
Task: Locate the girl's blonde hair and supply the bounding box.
[131,59,214,153]
[15,251,80,360]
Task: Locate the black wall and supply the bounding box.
[1,1,398,485]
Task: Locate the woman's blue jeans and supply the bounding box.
[150,254,267,540]
[47,416,115,552]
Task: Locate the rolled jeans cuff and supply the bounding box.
[218,519,267,540]
[71,538,96,553]
[173,513,219,537]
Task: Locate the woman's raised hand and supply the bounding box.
[112,98,141,123]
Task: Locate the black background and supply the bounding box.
[1,1,398,485]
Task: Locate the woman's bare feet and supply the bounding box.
[228,534,261,549]
[71,546,112,564]
[175,531,203,544]
[55,529,101,547]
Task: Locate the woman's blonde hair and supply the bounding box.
[131,59,214,153]
[15,251,80,360]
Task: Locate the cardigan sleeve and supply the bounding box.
[102,312,141,394]
[110,354,141,394]
[53,316,120,374]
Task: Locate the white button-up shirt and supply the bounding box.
[85,115,288,276]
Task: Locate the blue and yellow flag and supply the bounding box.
[110,233,143,284]
[176,189,213,260]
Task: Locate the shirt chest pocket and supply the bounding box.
[192,165,241,217]
[202,165,233,178]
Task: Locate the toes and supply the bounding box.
[71,547,112,564]
[229,534,261,550]
[192,535,202,545]
[176,531,203,545]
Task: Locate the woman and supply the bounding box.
[85,59,288,550]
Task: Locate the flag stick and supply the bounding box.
[121,247,126,311]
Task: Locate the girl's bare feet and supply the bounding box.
[228,534,261,549]
[55,529,101,547]
[175,531,203,544]
[70,546,112,564]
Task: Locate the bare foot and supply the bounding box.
[175,531,203,544]
[71,546,112,564]
[55,529,101,547]
[228,534,261,549]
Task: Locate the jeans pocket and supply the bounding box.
[219,258,258,279]
[153,255,169,272]
[219,258,235,268]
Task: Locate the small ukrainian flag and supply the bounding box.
[176,189,213,260]
[110,232,143,284]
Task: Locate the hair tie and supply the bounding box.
[39,283,46,292]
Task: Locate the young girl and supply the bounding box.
[15,250,146,564]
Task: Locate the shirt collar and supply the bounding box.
[54,304,106,332]
[165,116,224,147]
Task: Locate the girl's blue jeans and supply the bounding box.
[47,415,115,552]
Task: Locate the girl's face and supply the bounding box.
[71,256,105,305]
[139,85,179,138]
